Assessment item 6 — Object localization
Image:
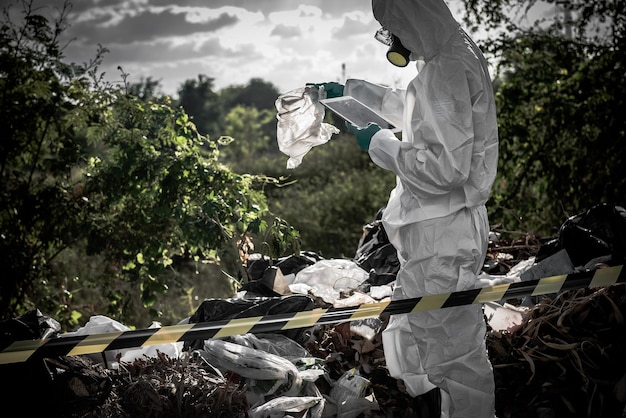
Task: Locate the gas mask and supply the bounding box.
[375,27,411,67]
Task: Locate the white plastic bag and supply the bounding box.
[290,259,369,304]
[275,86,339,169]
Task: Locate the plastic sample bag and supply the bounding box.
[275,86,339,169]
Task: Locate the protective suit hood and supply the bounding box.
[372,0,459,61]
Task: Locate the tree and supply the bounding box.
[218,105,277,174]
[125,75,166,103]
[176,74,223,137]
[0,1,298,328]
[461,1,626,236]
[265,128,396,258]
[220,78,281,112]
[0,0,105,321]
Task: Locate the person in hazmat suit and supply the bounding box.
[313,0,498,416]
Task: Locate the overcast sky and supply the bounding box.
[10,0,558,97]
[9,0,468,97]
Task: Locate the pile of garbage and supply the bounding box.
[488,284,626,418]
[1,204,626,417]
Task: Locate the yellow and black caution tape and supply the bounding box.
[1,265,623,365]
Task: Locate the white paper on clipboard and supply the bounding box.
[319,96,401,134]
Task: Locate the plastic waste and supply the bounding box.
[291,259,370,305]
[60,315,130,368]
[246,251,322,280]
[476,257,534,287]
[0,309,60,347]
[247,395,324,418]
[332,291,376,308]
[118,321,183,364]
[199,338,303,397]
[483,302,528,332]
[184,295,315,350]
[369,284,393,300]
[536,203,626,268]
[353,207,400,286]
[239,266,292,297]
[329,368,378,418]
[275,86,340,169]
[229,332,311,359]
[349,317,383,341]
[0,310,108,416]
[248,378,325,418]
[60,315,182,368]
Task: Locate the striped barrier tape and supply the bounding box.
[0,265,624,365]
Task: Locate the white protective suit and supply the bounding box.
[345,0,499,417]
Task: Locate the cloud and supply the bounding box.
[333,13,375,39]
[67,8,238,44]
[270,24,302,39]
[104,37,222,63]
[19,0,422,96]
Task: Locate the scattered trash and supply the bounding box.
[290,259,370,305]
[2,203,626,417]
[537,203,626,269]
[199,338,303,398]
[488,283,626,418]
[483,302,527,332]
[247,394,324,418]
[0,309,60,344]
[183,294,315,351]
[353,207,400,286]
[330,368,378,418]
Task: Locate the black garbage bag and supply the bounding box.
[246,251,323,282]
[183,295,315,351]
[354,207,400,286]
[243,251,324,297]
[0,309,61,349]
[0,310,111,415]
[536,203,626,268]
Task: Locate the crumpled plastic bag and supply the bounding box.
[330,368,379,418]
[275,86,339,169]
[60,315,182,368]
[200,338,303,397]
[290,259,370,304]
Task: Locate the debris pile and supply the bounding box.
[488,284,626,418]
[1,203,625,417]
[82,351,248,417]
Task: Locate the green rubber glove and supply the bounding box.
[345,121,381,151]
[307,82,344,98]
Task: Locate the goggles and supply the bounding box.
[374,27,411,67]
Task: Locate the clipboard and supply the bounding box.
[320,95,401,134]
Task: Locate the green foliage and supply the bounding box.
[265,130,396,258]
[83,93,274,322]
[176,74,222,137]
[0,0,105,322]
[125,76,166,102]
[218,105,277,173]
[220,78,280,112]
[0,1,297,328]
[177,76,387,258]
[463,1,626,237]
[7,0,623,330]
